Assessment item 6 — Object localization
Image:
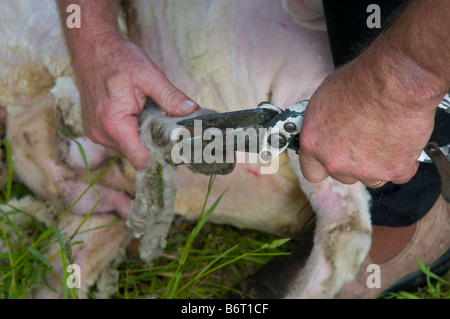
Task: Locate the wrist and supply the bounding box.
[68,30,125,75]
[358,36,448,114]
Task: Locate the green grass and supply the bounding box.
[382,258,450,299]
[107,219,293,299]
[0,139,60,298]
[0,133,449,299]
[0,200,54,298]
[0,175,293,299]
[0,132,294,299]
[0,133,116,299]
[104,173,294,299]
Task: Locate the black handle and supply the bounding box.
[424,142,450,202]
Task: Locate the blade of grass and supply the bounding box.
[260,238,291,249]
[67,197,100,243]
[1,139,14,202]
[162,175,226,298]
[26,247,53,269]
[47,123,92,181]
[185,238,290,284]
[179,188,227,266]
[48,122,116,242]
[390,291,421,299]
[417,257,448,284]
[1,123,117,298]
[54,229,70,299]
[175,244,239,295]
[0,212,16,294]
[0,149,117,286]
[52,157,118,228]
[76,220,122,235]
[54,229,79,299]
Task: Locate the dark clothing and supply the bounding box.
[322,0,408,67]
[322,0,450,226]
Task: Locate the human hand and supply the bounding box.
[71,35,198,170]
[298,38,447,187]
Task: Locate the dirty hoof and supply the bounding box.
[227,230,314,299]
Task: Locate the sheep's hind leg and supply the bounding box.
[228,152,372,299]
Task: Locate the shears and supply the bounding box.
[178,94,450,162]
[177,93,450,200]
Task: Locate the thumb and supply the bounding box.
[135,65,199,116]
[298,149,329,183]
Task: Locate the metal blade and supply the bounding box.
[177,108,280,129]
[418,143,450,163]
[438,92,450,113]
[424,142,450,202]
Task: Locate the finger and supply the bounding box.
[108,114,150,170]
[329,173,359,185]
[360,179,387,188]
[391,161,420,184]
[298,151,329,183]
[135,66,199,117]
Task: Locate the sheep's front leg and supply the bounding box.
[127,100,229,264]
[286,151,372,298]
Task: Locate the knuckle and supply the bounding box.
[378,168,397,182]
[299,131,316,155]
[352,163,373,181]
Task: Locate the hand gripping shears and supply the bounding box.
[177,93,450,200]
[178,94,450,162]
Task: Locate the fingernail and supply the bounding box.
[178,100,198,114]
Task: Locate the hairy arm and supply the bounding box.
[57,0,198,170]
[299,0,450,186]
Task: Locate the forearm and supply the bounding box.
[57,0,122,70]
[387,0,450,85]
[356,0,449,113]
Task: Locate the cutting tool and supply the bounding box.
[177,101,305,161]
[178,93,450,163]
[177,93,450,199]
